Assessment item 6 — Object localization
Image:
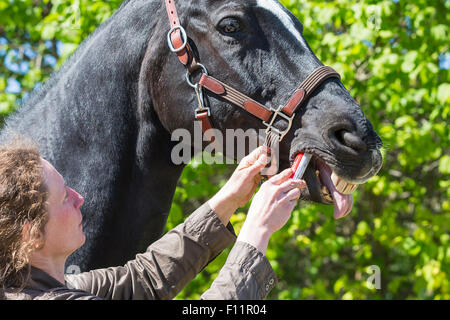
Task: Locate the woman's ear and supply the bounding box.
[21,222,32,243]
[21,222,45,251]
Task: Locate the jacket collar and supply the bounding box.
[26,266,66,291]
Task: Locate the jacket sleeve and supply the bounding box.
[200,241,278,300]
[65,202,236,300]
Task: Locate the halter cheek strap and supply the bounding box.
[164,0,341,144]
[165,0,199,73]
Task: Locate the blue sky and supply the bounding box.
[2,37,62,94]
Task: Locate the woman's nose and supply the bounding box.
[75,193,84,210]
[68,187,84,209]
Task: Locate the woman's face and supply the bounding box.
[40,159,85,257]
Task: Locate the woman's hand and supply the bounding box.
[237,168,306,254]
[208,146,270,225]
[222,146,271,208]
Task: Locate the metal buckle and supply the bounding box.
[263,105,295,141]
[195,107,211,118]
[167,25,188,53]
[193,83,211,117]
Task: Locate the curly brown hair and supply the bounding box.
[0,136,49,293]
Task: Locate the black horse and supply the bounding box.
[1,0,382,271]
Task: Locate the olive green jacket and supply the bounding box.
[3,202,277,300]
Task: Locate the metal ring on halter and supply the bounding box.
[167,25,188,53]
[185,63,208,88]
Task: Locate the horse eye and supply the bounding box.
[219,18,241,34]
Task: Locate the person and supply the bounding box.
[0,137,305,300]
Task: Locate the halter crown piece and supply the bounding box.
[164,0,341,147]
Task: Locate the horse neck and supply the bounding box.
[3,1,188,268]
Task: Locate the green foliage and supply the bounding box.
[0,0,122,125]
[1,0,448,299]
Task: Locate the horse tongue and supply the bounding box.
[318,162,354,219]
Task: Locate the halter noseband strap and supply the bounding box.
[164,0,341,143]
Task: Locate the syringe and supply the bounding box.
[290,152,312,180]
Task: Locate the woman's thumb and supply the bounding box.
[248,152,270,174]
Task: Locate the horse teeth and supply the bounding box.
[331,172,359,195]
[321,186,333,202]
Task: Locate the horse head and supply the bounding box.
[147,0,383,217]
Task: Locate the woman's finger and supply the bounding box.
[252,172,263,186]
[246,152,270,176]
[282,187,301,202]
[278,179,306,193]
[237,146,265,170]
[268,168,294,185]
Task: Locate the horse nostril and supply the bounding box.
[335,129,368,152]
